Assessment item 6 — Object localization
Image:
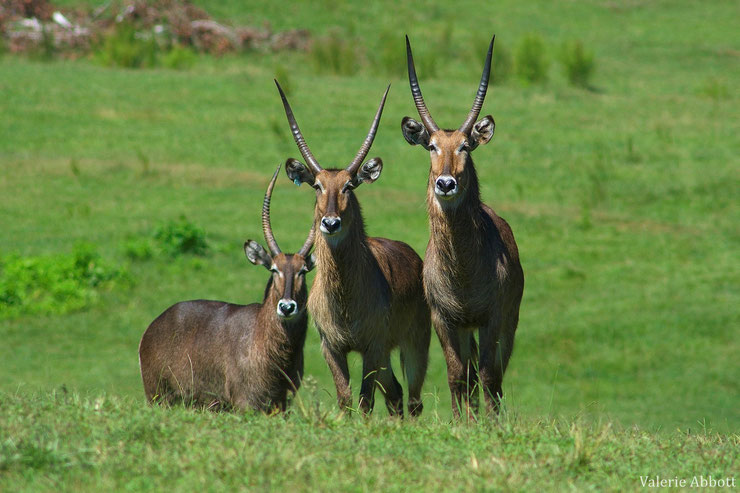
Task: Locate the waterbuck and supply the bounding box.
[275,80,431,417]
[401,36,524,418]
[138,164,315,413]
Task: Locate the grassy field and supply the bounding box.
[1,0,738,490]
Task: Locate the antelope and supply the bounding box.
[275,80,431,417]
[138,164,315,413]
[401,36,524,418]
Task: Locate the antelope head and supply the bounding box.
[401,35,496,206]
[275,80,389,246]
[245,164,315,319]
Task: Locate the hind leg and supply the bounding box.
[479,315,515,414]
[358,355,378,415]
[375,358,404,417]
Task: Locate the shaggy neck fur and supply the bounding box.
[311,191,378,348]
[427,156,487,262]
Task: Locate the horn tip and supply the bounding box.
[274,79,285,96]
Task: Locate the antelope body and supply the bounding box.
[276,80,431,416]
[402,36,524,417]
[138,166,315,412]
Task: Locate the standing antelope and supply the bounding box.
[275,80,431,417]
[401,36,524,418]
[138,164,315,413]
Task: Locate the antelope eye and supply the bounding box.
[428,144,437,152]
[270,266,279,274]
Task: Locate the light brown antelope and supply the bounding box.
[138,164,315,413]
[401,36,524,418]
[275,80,431,417]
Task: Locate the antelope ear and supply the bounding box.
[469,115,495,150]
[285,158,315,187]
[401,117,430,149]
[357,158,383,184]
[346,158,383,190]
[244,240,272,269]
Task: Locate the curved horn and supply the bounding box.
[261,164,282,256]
[346,84,390,176]
[459,35,495,134]
[297,222,316,258]
[274,79,323,175]
[406,35,439,132]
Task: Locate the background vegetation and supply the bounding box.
[1,0,737,490]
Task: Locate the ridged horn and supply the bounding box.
[459,35,494,134]
[406,35,439,132]
[346,84,390,176]
[261,164,282,256]
[274,80,323,175]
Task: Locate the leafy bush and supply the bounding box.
[308,29,362,76]
[153,216,209,257]
[560,40,595,88]
[96,22,158,69]
[0,244,129,318]
[515,34,549,84]
[123,237,155,261]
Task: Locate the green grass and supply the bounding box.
[1,391,737,492]
[1,0,739,489]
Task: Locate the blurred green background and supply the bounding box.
[1,0,738,431]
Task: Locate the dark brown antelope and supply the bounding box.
[275,80,431,417]
[401,36,524,418]
[138,164,315,413]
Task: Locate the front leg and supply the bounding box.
[433,312,464,419]
[321,340,352,412]
[287,351,304,394]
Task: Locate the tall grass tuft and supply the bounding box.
[697,77,730,102]
[160,44,196,70]
[274,64,293,97]
[515,34,549,84]
[492,41,513,84]
[370,31,405,78]
[559,40,595,88]
[96,22,158,69]
[308,28,362,76]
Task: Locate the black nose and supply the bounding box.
[278,301,296,315]
[321,217,341,234]
[436,177,456,193]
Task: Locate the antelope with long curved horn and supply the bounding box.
[401,36,524,418]
[139,164,316,412]
[275,80,431,417]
